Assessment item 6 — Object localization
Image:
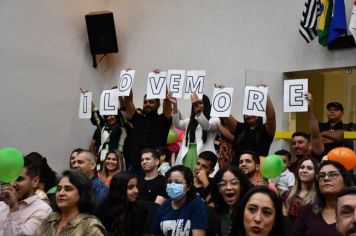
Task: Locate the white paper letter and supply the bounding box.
[146,71,167,99]
[118,70,135,96]
[284,79,308,112]
[168,70,186,98]
[243,86,268,117]
[99,90,119,115]
[79,92,92,119]
[210,87,234,117]
[184,70,205,99]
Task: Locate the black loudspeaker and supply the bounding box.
[85,11,118,55]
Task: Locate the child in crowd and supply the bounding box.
[270,149,295,198]
[156,146,171,176]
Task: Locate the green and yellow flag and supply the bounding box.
[318,0,333,46]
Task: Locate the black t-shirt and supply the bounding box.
[124,111,171,167]
[138,174,167,202]
[319,121,354,155]
[232,122,274,164]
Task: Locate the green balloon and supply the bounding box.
[167,129,179,144]
[260,154,284,179]
[0,147,24,184]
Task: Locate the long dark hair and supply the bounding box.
[185,94,211,146]
[165,165,196,202]
[211,166,253,214]
[58,170,96,214]
[313,160,353,215]
[104,171,146,236]
[230,186,284,236]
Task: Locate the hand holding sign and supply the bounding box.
[191,93,203,116]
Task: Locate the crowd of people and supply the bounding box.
[0,76,355,236]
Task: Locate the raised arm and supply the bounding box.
[306,92,324,156]
[258,84,276,137]
[265,95,276,136]
[123,89,136,120]
[221,116,238,134]
[163,96,172,119]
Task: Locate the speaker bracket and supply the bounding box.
[91,54,107,68]
[92,54,97,68]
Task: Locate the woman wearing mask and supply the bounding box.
[35,170,106,236]
[211,166,253,236]
[285,157,318,223]
[168,92,220,172]
[292,160,353,236]
[152,165,208,236]
[230,186,284,236]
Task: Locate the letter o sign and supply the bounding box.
[213,92,231,112]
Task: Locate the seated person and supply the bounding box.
[270,149,295,198]
[194,151,218,204]
[1,157,52,235]
[156,146,172,176]
[138,149,167,204]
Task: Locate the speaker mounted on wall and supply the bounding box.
[85,11,118,68]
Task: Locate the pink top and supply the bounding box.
[3,194,52,235]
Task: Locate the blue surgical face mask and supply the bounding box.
[166,183,185,200]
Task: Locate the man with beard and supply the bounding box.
[238,151,277,192]
[336,187,356,236]
[289,93,324,174]
[0,157,52,235]
[123,70,172,174]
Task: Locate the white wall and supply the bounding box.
[1,0,356,173]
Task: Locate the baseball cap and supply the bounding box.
[327,102,344,111]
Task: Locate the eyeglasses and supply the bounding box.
[316,171,341,181]
[217,178,240,189]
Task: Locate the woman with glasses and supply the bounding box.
[285,157,318,223]
[292,160,353,236]
[151,165,208,236]
[211,166,253,236]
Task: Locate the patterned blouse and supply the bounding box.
[34,212,106,236]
